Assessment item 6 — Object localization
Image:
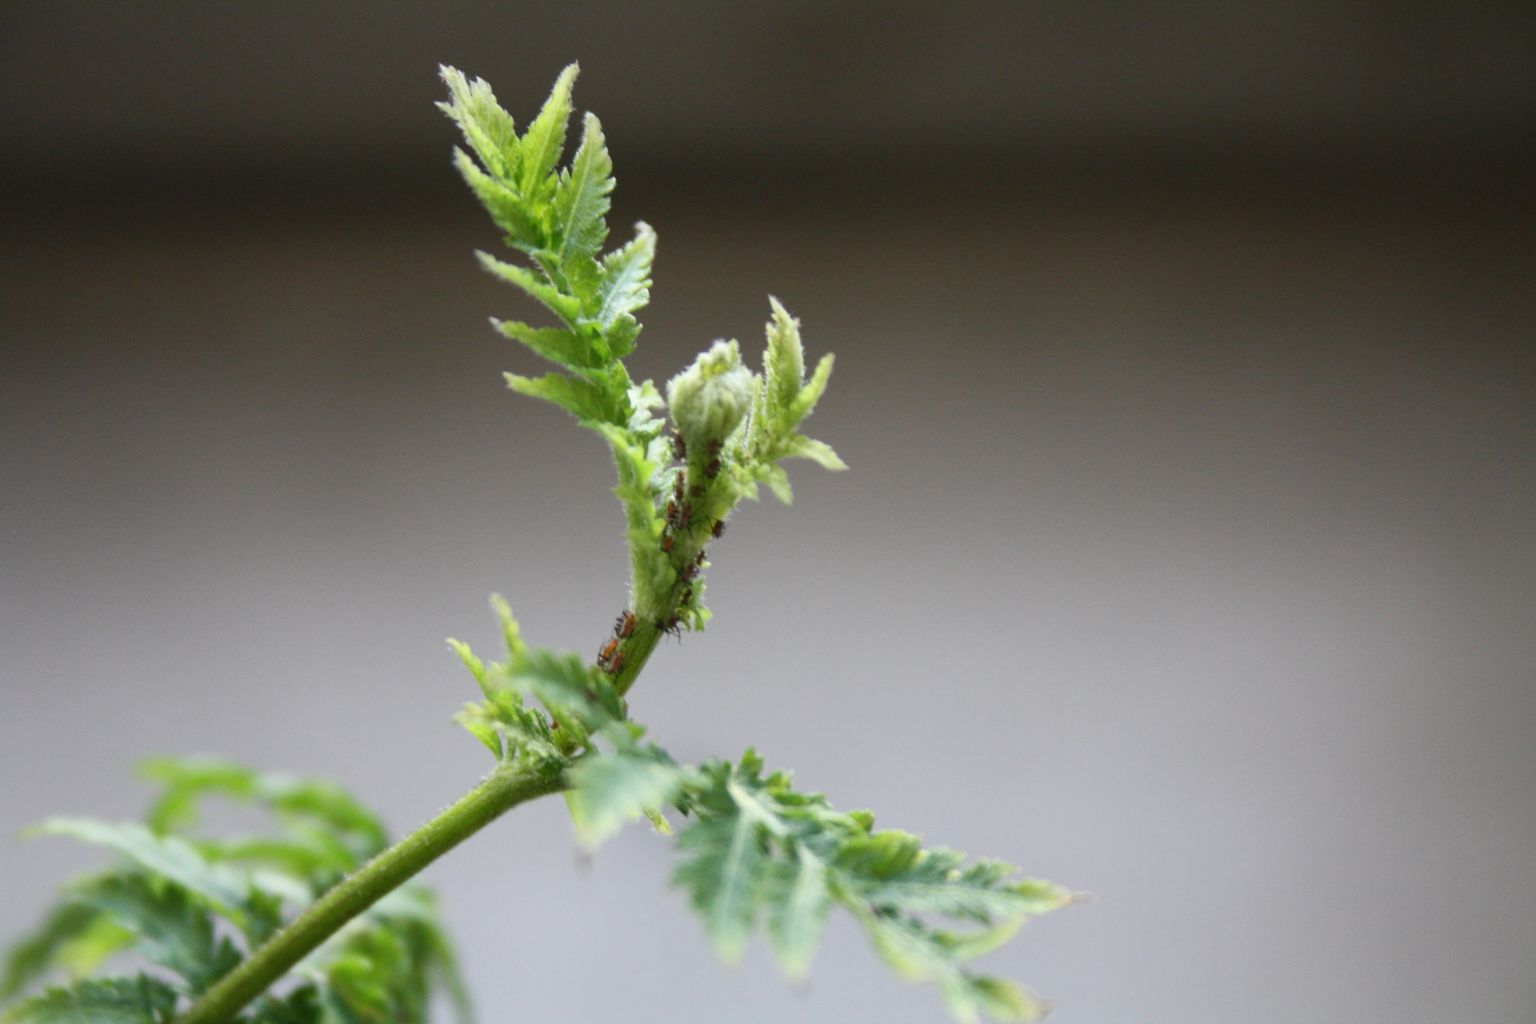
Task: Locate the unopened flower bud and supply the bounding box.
[666,339,754,445]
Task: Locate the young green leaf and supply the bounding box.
[565,737,685,848]
[71,876,240,995]
[551,113,614,289]
[5,975,179,1024]
[1,903,115,1004]
[27,821,249,928]
[516,63,578,197]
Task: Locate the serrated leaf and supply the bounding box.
[73,876,239,995]
[437,67,518,180]
[498,649,624,732]
[763,297,805,417]
[834,830,923,879]
[846,846,1067,925]
[1,902,107,1002]
[590,222,654,333]
[517,63,578,196]
[6,975,179,1024]
[673,809,768,963]
[505,372,618,425]
[446,639,487,691]
[492,320,593,372]
[942,974,1049,1024]
[551,113,613,289]
[765,847,831,979]
[759,463,793,504]
[28,821,249,928]
[789,352,835,426]
[566,748,684,848]
[477,252,582,324]
[780,434,847,471]
[140,759,386,857]
[450,149,541,249]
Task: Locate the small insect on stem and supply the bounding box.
[673,472,687,502]
[680,586,693,606]
[704,457,721,479]
[605,651,625,675]
[597,637,619,668]
[666,500,679,528]
[662,534,675,554]
[672,432,687,463]
[615,611,636,638]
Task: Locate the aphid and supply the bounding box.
[680,587,693,605]
[690,484,705,498]
[659,615,682,641]
[661,534,675,554]
[678,501,692,529]
[680,563,697,583]
[672,433,687,462]
[615,610,636,638]
[673,472,687,501]
[693,549,706,568]
[706,439,722,457]
[665,500,679,527]
[711,520,726,539]
[705,456,721,479]
[597,637,619,667]
[606,652,625,675]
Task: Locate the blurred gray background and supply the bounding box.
[3,4,1534,1021]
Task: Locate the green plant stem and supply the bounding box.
[176,765,566,1024]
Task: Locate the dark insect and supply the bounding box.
[678,502,692,529]
[672,433,687,462]
[706,439,722,457]
[705,457,721,479]
[691,484,705,498]
[659,615,683,641]
[680,586,693,605]
[597,637,619,667]
[673,472,687,501]
[615,611,636,638]
[711,520,726,539]
[666,500,679,527]
[680,563,697,583]
[662,534,675,554]
[606,652,625,675]
[693,550,706,568]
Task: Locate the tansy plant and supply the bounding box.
[1,66,1073,1024]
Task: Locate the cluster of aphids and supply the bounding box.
[660,433,726,556]
[597,610,637,676]
[653,431,728,641]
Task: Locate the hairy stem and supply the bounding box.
[177,765,566,1024]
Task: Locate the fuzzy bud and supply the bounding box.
[666,339,755,445]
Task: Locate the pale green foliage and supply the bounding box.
[436,66,1064,1021]
[439,63,842,637]
[3,762,468,1024]
[446,597,1071,1021]
[610,744,1069,1022]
